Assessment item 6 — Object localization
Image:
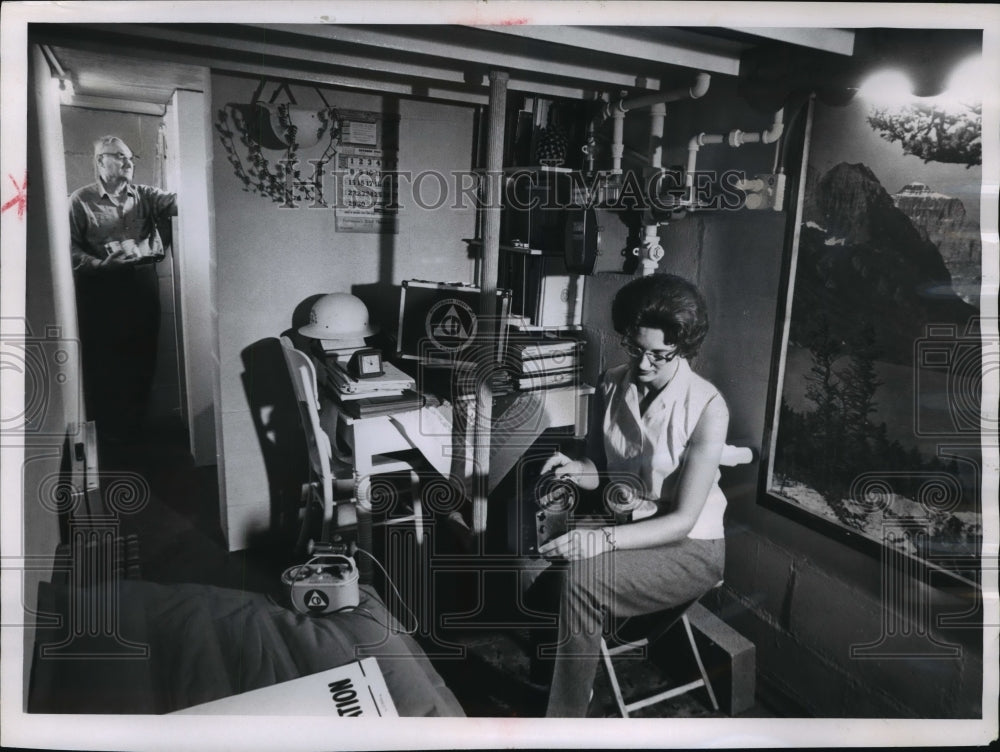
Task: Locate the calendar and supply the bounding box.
[336,110,399,234]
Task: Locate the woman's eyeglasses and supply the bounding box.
[99,153,136,164]
[620,339,678,365]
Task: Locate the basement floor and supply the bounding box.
[93,417,778,719]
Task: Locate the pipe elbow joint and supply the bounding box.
[762,108,785,143]
[762,122,785,144]
[689,72,711,99]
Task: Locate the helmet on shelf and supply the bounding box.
[298,293,379,350]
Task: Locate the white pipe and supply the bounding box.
[690,72,712,100]
[763,108,785,144]
[639,104,669,275]
[684,132,723,197]
[610,106,625,174]
[765,108,786,173]
[595,73,711,176]
[683,108,785,206]
[619,72,711,112]
[648,102,665,170]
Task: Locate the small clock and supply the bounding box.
[348,348,384,379]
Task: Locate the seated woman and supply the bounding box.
[525,273,729,717]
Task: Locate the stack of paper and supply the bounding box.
[174,657,397,716]
[508,337,582,390]
[325,359,415,400]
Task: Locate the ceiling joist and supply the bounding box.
[36,23,856,110]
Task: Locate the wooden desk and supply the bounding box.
[326,384,594,503]
[460,384,595,494]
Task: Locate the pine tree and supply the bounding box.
[839,323,884,479]
[867,102,982,167]
[802,317,850,520]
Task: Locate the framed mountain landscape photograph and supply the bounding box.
[762,51,986,587]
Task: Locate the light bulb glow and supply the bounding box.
[856,70,915,106]
[938,55,984,104]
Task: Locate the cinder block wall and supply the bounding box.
[580,74,982,717]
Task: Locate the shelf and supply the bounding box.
[502,164,575,174]
[501,244,545,256]
[507,318,583,333]
[464,239,550,256]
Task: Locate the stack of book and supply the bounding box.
[324,359,425,418]
[508,336,581,390]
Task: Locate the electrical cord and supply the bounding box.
[352,546,420,635]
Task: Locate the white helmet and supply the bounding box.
[298,293,379,349]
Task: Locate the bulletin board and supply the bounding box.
[336,109,399,234]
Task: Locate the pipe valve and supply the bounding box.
[632,238,665,276]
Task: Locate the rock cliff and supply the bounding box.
[794,163,977,364]
[892,182,981,306]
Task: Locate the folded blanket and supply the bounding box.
[29,580,463,716]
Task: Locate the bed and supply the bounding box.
[28,579,464,717]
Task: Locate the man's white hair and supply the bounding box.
[93,135,131,158]
[92,135,134,186]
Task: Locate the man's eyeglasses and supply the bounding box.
[621,339,678,365]
[99,153,136,163]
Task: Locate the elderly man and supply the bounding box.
[69,135,177,442]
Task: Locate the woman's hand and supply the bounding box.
[540,452,600,491]
[539,527,614,561]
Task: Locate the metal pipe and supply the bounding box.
[38,44,68,80]
[29,45,83,420]
[584,120,596,174]
[471,70,508,539]
[639,224,662,276]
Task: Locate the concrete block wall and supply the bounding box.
[590,74,984,718]
[717,528,982,717]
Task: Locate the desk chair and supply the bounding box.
[597,445,754,718]
[278,336,425,559]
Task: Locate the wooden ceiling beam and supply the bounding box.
[470,25,744,77]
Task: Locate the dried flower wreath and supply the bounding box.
[215,80,341,205]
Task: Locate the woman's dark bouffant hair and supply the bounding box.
[611,273,709,359]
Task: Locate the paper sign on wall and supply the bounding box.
[335,110,399,234]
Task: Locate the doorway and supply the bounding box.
[61,106,182,426]
[47,45,219,467]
